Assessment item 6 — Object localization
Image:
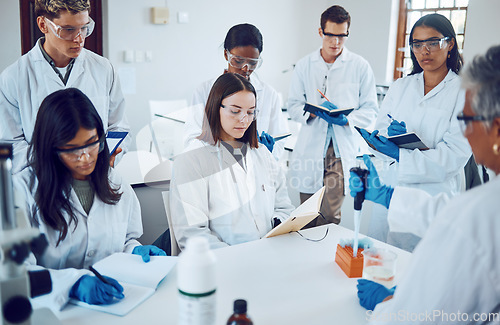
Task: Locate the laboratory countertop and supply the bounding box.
[57,224,412,325]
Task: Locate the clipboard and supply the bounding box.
[106,131,128,155]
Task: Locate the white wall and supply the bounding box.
[462,0,500,62]
[0,0,21,72]
[105,0,327,143]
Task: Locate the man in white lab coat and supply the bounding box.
[288,5,378,226]
[0,0,129,174]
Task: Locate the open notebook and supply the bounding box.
[265,186,325,238]
[69,253,177,316]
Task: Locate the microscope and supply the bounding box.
[0,143,53,325]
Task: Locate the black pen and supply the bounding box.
[89,265,111,285]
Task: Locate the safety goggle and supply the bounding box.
[226,50,263,71]
[410,37,449,53]
[221,104,258,122]
[456,113,493,135]
[44,16,95,41]
[321,30,349,43]
[56,137,105,162]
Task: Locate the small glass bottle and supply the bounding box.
[227,299,253,325]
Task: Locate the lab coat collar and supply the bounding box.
[416,69,457,100]
[203,140,248,171]
[249,73,264,92]
[32,37,85,86]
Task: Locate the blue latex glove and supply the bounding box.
[357,279,396,310]
[359,129,400,161]
[258,131,275,152]
[132,245,167,263]
[349,155,394,209]
[69,274,124,305]
[316,102,348,126]
[387,120,407,136]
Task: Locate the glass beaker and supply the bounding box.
[362,247,397,288]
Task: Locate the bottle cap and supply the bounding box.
[185,236,209,253]
[233,299,247,314]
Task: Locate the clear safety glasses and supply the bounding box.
[221,104,258,122]
[457,113,492,135]
[226,50,263,71]
[321,30,349,44]
[410,37,449,53]
[57,137,105,162]
[45,16,95,41]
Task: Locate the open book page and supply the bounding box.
[265,187,325,238]
[69,283,155,317]
[93,253,177,289]
[69,253,177,316]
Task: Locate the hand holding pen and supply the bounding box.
[69,266,124,305]
[387,114,407,136]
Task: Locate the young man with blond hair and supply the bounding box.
[0,0,129,173]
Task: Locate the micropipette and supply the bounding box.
[349,167,369,257]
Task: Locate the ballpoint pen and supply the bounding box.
[387,114,395,123]
[89,265,112,285]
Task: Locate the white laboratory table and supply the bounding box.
[57,224,412,325]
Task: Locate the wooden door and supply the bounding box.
[19,0,102,55]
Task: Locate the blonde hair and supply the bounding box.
[35,0,90,19]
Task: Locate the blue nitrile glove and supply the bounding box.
[258,131,275,152]
[387,120,407,136]
[316,102,348,126]
[339,237,373,249]
[359,129,399,161]
[69,274,124,305]
[357,279,396,310]
[349,155,394,209]
[132,245,167,262]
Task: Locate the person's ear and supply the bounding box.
[37,16,49,34]
[447,37,455,52]
[318,27,323,38]
[223,50,228,62]
[492,117,500,139]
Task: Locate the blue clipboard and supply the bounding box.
[106,131,128,155]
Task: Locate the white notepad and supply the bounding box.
[69,253,177,316]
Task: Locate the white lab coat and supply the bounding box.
[14,168,143,311]
[0,39,130,174]
[184,73,289,160]
[287,47,378,194]
[387,187,450,238]
[368,70,471,248]
[170,139,294,250]
[370,175,500,324]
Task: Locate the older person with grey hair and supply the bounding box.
[350,45,500,323]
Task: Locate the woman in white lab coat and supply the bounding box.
[184,23,289,160]
[14,88,164,311]
[351,45,500,322]
[170,73,294,250]
[359,14,471,250]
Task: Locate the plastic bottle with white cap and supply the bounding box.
[177,236,217,325]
